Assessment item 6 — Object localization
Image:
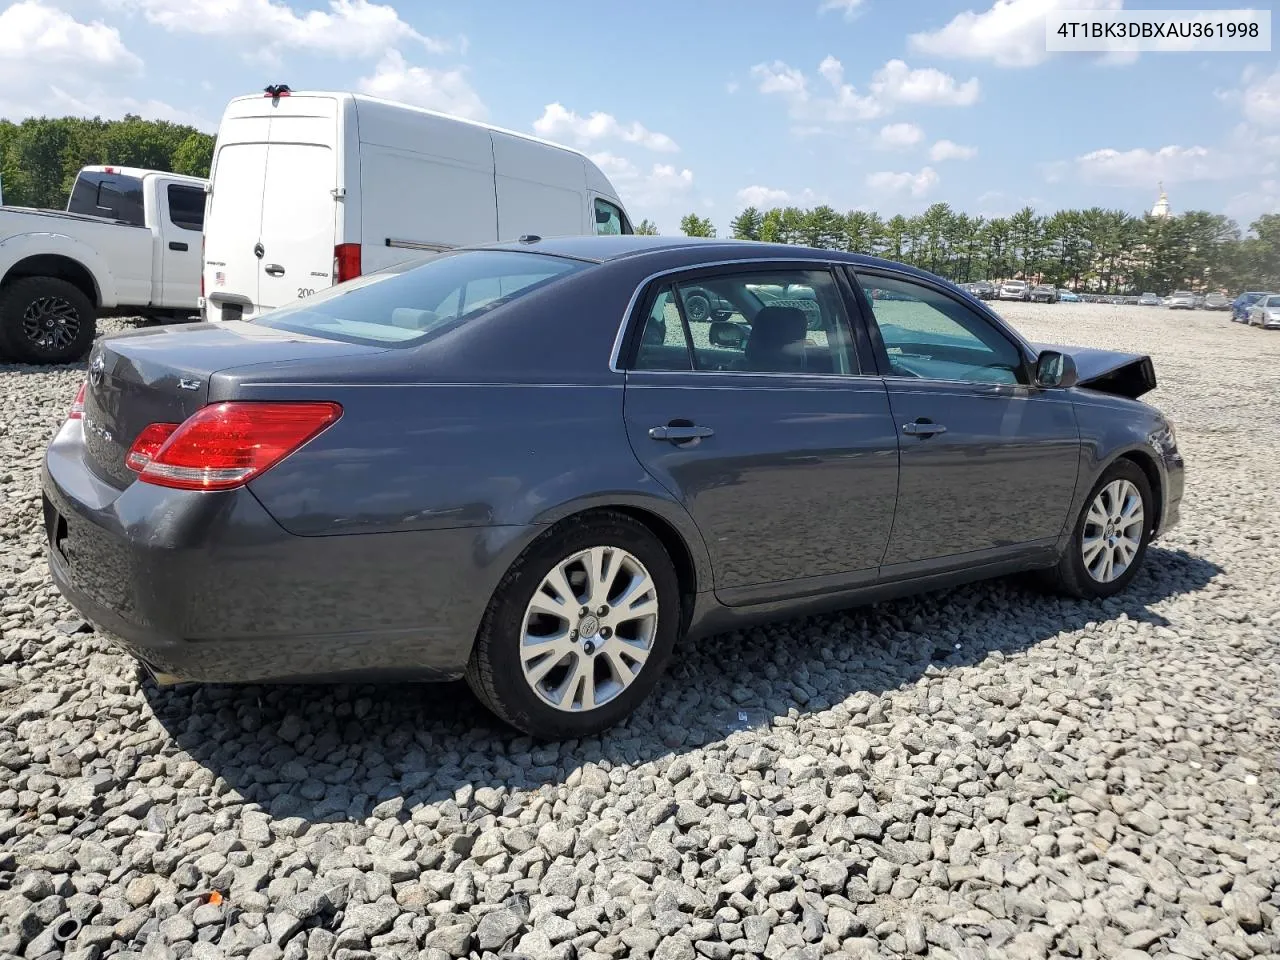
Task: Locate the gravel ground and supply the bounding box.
[1,305,1278,960]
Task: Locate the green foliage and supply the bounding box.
[634,218,659,235]
[0,115,214,209]
[730,206,763,241]
[679,213,715,238]
[685,202,1279,293]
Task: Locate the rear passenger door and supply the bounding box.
[620,264,900,604]
[157,181,204,309]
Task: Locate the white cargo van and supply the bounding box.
[201,86,635,322]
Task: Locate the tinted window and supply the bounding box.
[67,172,145,226]
[594,198,631,236]
[253,250,588,346]
[631,269,856,375]
[857,273,1026,385]
[167,184,205,231]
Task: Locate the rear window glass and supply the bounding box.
[67,172,145,226]
[253,249,588,346]
[167,184,205,231]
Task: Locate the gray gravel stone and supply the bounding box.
[2,308,1280,960]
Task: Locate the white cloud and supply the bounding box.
[533,103,678,152]
[1073,145,1237,186]
[1225,180,1280,224]
[876,122,924,149]
[0,1,175,122]
[113,0,451,59]
[752,56,979,127]
[734,185,823,208]
[590,152,694,212]
[909,0,1125,68]
[1241,67,1280,127]
[0,0,140,70]
[357,50,486,120]
[818,0,866,20]
[930,139,978,161]
[737,185,792,208]
[866,166,940,197]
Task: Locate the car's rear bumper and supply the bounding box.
[42,421,531,684]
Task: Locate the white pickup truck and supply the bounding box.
[0,165,207,364]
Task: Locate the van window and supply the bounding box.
[594,198,632,236]
[67,172,145,226]
[253,249,589,347]
[166,184,205,232]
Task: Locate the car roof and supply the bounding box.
[474,235,959,283]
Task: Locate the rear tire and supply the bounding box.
[0,277,97,365]
[465,511,682,740]
[1045,459,1153,600]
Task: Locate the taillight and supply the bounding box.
[333,243,361,284]
[68,382,86,421]
[132,402,342,491]
[200,236,206,299]
[125,423,179,472]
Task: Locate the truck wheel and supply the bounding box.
[0,277,97,365]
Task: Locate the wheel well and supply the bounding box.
[2,255,99,306]
[571,505,699,633]
[1118,450,1163,532]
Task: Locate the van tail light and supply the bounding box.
[333,243,361,284]
[67,382,86,421]
[200,236,206,298]
[129,402,342,491]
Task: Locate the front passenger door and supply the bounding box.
[852,269,1081,573]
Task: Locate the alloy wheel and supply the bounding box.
[1081,478,1144,583]
[519,545,659,712]
[21,296,80,352]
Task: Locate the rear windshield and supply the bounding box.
[252,249,589,346]
[1266,296,1280,308]
[67,171,145,225]
[1172,291,1192,297]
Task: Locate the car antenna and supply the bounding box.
[518,234,541,244]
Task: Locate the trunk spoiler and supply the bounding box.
[1030,342,1157,400]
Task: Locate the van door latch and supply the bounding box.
[264,264,285,277]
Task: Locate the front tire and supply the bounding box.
[466,512,682,739]
[1046,459,1154,599]
[0,277,97,364]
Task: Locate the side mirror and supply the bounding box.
[709,321,748,349]
[1035,349,1077,388]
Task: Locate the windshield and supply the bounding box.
[1266,296,1280,308]
[1172,291,1192,297]
[253,250,589,346]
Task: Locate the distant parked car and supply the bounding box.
[1246,294,1280,329]
[998,279,1030,301]
[1232,291,1268,321]
[1165,291,1195,310]
[1030,285,1058,303]
[1202,292,1230,311]
[1058,289,1080,302]
[971,281,996,300]
[1137,292,1162,307]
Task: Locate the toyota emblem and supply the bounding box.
[89,354,105,387]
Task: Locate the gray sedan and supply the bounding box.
[43,237,1185,738]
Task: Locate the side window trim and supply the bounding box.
[851,267,1035,386]
[618,261,865,378]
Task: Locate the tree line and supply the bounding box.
[678,205,1280,295]
[0,115,214,209]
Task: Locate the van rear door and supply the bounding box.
[257,140,337,312]
[204,139,268,319]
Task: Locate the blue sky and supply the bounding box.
[1,0,1278,233]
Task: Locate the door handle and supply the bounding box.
[264,264,285,277]
[168,241,188,252]
[902,419,946,437]
[649,423,714,443]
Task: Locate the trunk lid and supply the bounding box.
[81,322,386,488]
